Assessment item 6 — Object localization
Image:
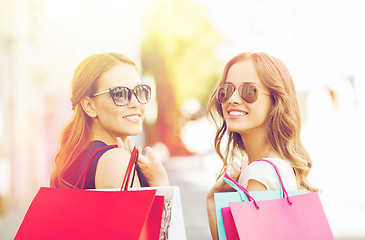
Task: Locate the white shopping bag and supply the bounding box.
[131,186,186,240]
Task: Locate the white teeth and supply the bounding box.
[229,111,247,116]
[124,115,140,121]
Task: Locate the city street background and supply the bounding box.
[1,0,365,239]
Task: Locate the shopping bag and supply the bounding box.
[227,159,334,239]
[214,160,305,240]
[131,186,187,240]
[15,145,164,240]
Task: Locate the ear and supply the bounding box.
[80,97,98,118]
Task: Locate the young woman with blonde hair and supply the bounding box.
[50,52,168,189]
[206,52,317,239]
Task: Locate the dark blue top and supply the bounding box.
[64,140,148,189]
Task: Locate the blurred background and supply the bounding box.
[0,0,365,239]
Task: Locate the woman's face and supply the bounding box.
[92,63,146,139]
[221,59,272,136]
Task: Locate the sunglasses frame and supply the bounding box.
[93,84,151,107]
[217,82,271,104]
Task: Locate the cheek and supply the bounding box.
[251,100,272,120]
[140,104,146,115]
[261,102,273,120]
[97,102,123,120]
[221,106,229,121]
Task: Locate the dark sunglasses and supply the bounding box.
[93,84,151,106]
[217,82,271,104]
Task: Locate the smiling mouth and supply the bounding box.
[228,111,248,116]
[123,114,141,122]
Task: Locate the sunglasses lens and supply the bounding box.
[240,84,258,103]
[217,85,234,103]
[135,85,151,104]
[111,87,130,106]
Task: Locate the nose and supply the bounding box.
[128,92,140,107]
[227,88,242,104]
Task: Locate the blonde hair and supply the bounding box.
[50,52,138,188]
[207,52,317,192]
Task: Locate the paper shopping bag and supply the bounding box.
[217,189,305,240]
[214,160,305,240]
[139,193,165,240]
[15,145,164,240]
[229,192,334,239]
[14,187,159,240]
[226,159,334,239]
[132,186,187,240]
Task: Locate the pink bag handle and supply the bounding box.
[223,159,292,208]
[224,172,259,209]
[254,159,292,204]
[75,145,138,191]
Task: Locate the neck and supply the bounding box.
[89,118,126,145]
[240,129,281,162]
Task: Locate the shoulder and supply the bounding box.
[239,158,297,190]
[97,147,131,170]
[247,158,293,175]
[95,148,132,188]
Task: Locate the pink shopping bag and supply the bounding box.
[227,159,334,240]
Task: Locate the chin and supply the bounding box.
[227,123,243,132]
[127,127,143,136]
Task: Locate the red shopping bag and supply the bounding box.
[15,146,164,240]
[225,159,334,240]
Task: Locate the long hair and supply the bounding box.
[50,53,138,188]
[207,52,317,192]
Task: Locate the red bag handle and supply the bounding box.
[121,146,138,191]
[74,144,138,191]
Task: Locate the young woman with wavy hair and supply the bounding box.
[206,52,317,239]
[50,52,168,189]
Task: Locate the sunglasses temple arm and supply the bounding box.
[93,90,110,97]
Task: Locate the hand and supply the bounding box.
[116,137,134,153]
[207,162,241,200]
[206,162,241,240]
[136,146,169,186]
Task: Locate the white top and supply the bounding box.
[238,158,298,191]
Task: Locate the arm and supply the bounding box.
[206,163,241,240]
[246,179,267,191]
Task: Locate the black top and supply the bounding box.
[63,140,148,189]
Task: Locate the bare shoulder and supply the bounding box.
[98,147,131,166]
[95,148,131,188]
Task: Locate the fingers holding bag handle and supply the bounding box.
[135,146,169,187]
[223,173,259,209]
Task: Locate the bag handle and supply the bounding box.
[75,144,138,191]
[223,173,259,209]
[222,159,292,208]
[121,146,138,191]
[254,159,291,204]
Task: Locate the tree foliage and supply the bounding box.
[141,0,222,155]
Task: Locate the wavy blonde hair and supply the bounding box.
[50,52,138,188]
[207,52,317,192]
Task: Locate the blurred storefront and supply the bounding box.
[0,0,142,215]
